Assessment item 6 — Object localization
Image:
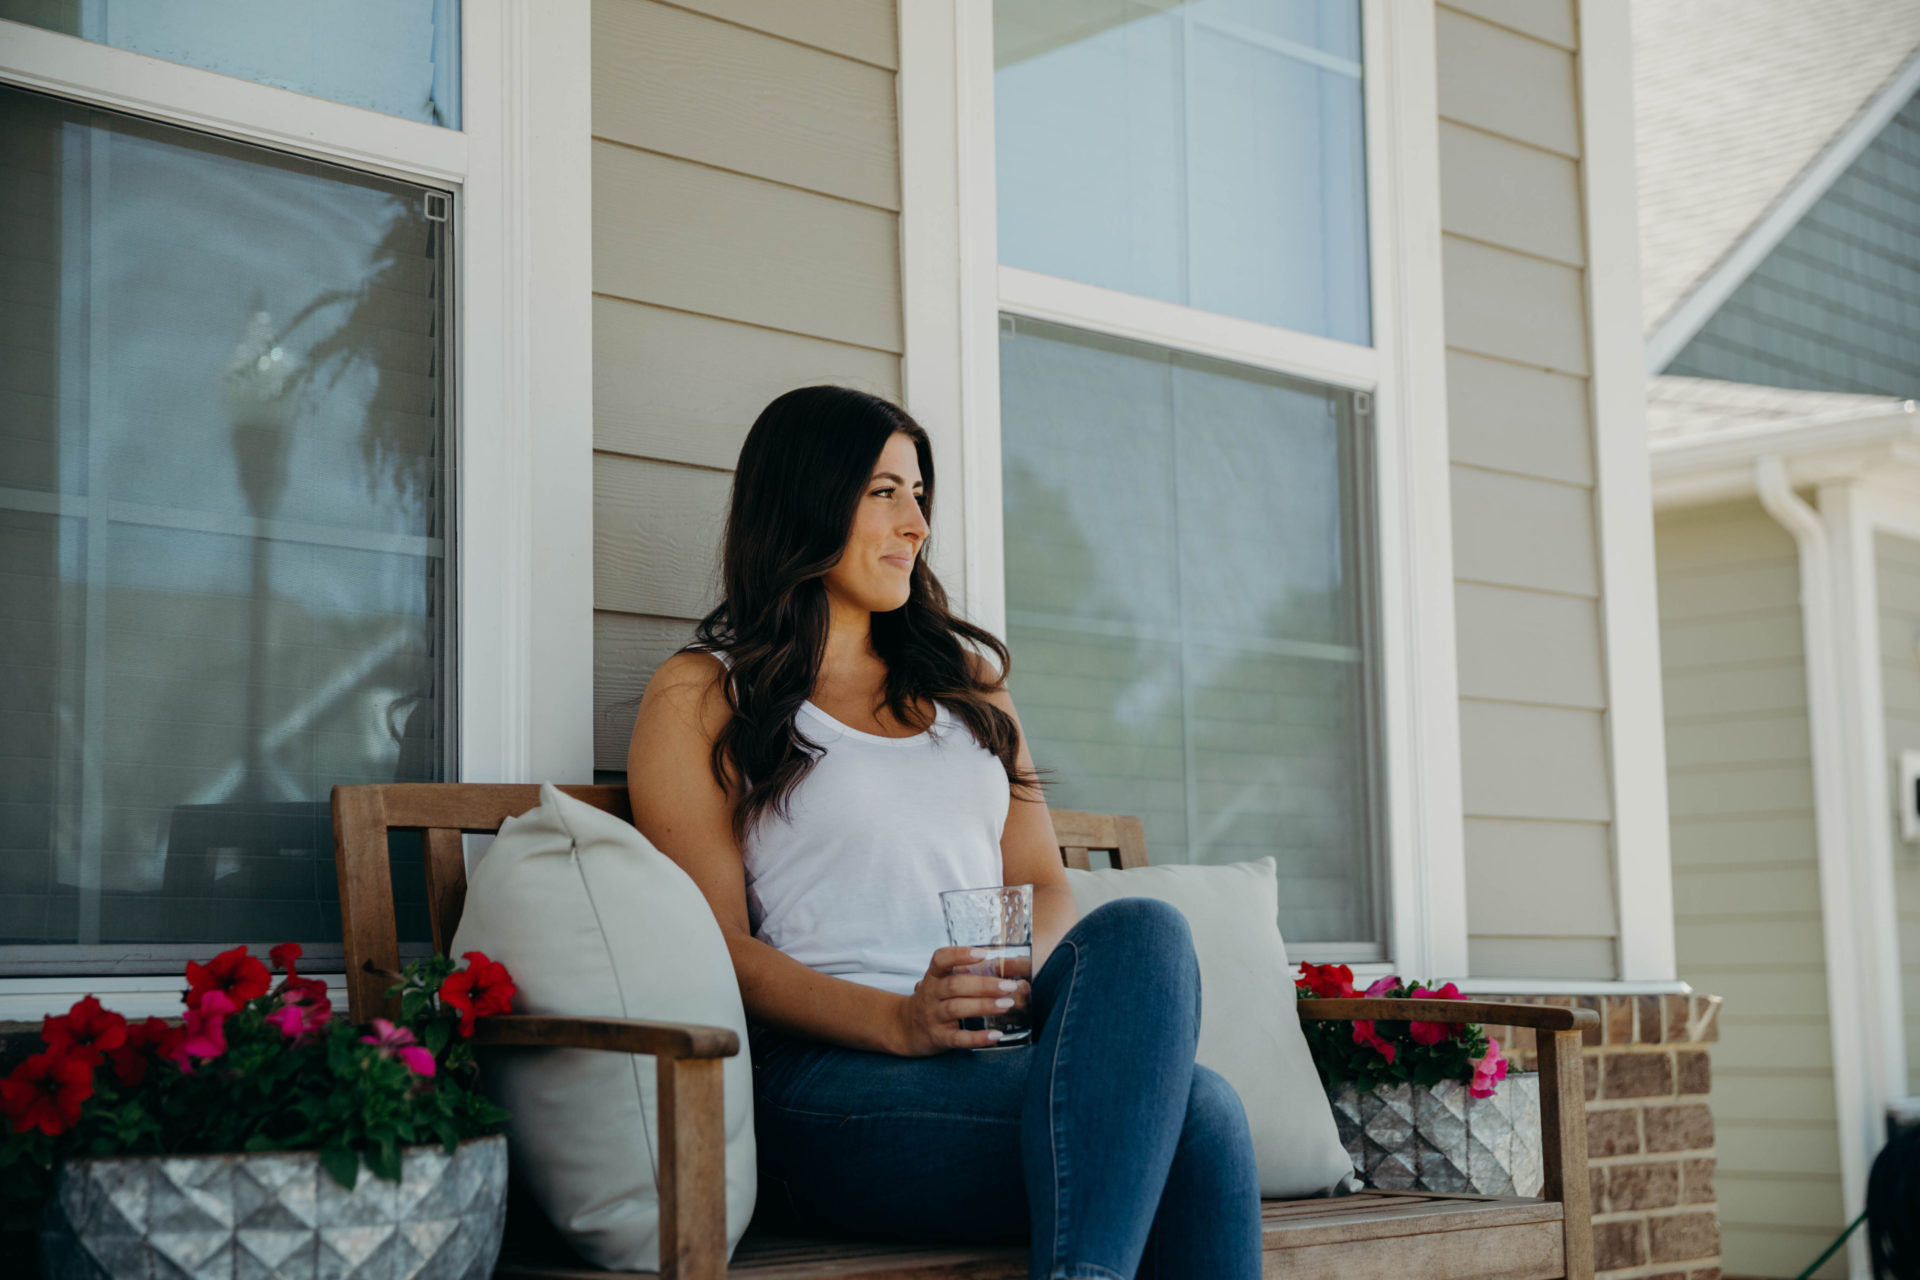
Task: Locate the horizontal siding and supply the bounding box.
[1437,0,1576,50]
[595,456,731,620]
[1656,499,1843,1268]
[593,611,700,771]
[1466,936,1615,978]
[1438,121,1584,267]
[593,297,899,468]
[1434,6,1579,157]
[1444,350,1592,487]
[1458,700,1611,822]
[1453,581,1603,708]
[594,0,899,209]
[1435,4,1608,979]
[1463,818,1617,936]
[1450,467,1599,595]
[590,0,901,777]
[659,0,899,69]
[594,142,902,352]
[1440,235,1590,375]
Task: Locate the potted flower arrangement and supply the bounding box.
[1296,962,1541,1196]
[1,943,519,1280]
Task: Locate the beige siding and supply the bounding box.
[1876,533,1920,1098]
[1436,4,1615,978]
[591,0,901,770]
[1657,499,1845,1278]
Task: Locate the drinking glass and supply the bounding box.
[939,884,1035,1047]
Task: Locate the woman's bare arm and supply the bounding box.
[626,652,1009,1055]
[976,659,1077,968]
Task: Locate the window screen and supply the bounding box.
[0,86,452,970]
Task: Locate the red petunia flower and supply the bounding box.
[269,942,302,977]
[106,1017,178,1087]
[42,995,128,1065]
[1352,1019,1397,1064]
[1295,962,1356,999]
[439,951,515,1037]
[185,946,271,1010]
[1,1051,95,1136]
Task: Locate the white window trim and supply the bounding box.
[1575,0,1678,984]
[897,0,1468,977]
[0,1,593,1019]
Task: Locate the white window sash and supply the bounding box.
[0,1,593,1016]
[898,0,1468,977]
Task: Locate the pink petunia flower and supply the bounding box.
[1408,983,1466,1045]
[1362,975,1401,998]
[1470,1039,1509,1099]
[265,976,332,1039]
[170,990,235,1070]
[1352,1019,1397,1064]
[360,1018,436,1077]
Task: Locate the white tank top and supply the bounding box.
[706,651,1011,996]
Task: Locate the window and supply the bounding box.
[0,85,452,969]
[1000,318,1383,950]
[994,0,1368,342]
[0,0,462,127]
[993,0,1388,957]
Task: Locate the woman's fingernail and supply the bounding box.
[998,979,1018,992]
[970,948,986,960]
[986,1030,1004,1041]
[995,997,1014,1009]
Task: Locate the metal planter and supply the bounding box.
[1327,1073,1543,1196]
[39,1134,508,1280]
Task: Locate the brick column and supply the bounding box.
[1478,993,1723,1280]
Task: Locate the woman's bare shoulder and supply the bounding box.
[635,650,731,737]
[963,647,1010,703]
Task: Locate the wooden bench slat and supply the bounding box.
[496,1194,1561,1280]
[1269,1220,1566,1280]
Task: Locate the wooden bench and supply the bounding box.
[333,784,1596,1280]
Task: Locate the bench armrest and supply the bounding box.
[473,1014,739,1060]
[1296,998,1601,1033]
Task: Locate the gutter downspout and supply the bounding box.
[1754,456,1871,1278]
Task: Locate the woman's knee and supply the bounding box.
[1185,1066,1251,1144]
[1075,897,1195,963]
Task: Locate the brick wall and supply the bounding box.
[1479,992,1724,1280]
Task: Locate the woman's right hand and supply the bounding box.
[892,946,1029,1056]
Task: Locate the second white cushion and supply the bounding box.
[1065,858,1353,1199]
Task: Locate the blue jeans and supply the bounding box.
[749,898,1263,1280]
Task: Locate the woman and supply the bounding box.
[626,386,1261,1280]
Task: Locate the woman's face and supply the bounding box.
[823,431,929,616]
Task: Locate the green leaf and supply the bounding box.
[368,1138,402,1184]
[320,1146,360,1191]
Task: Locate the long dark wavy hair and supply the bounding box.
[690,385,1040,841]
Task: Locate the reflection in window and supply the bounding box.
[995,0,1369,344]
[0,86,451,965]
[1000,316,1384,953]
[0,0,462,128]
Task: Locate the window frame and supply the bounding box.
[0,3,593,1015]
[898,0,1468,975]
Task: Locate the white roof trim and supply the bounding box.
[1645,46,1920,371]
[1651,400,1920,507]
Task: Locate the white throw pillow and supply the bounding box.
[450,783,755,1269]
[1065,858,1353,1199]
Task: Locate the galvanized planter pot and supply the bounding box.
[39,1134,508,1280]
[1327,1073,1543,1196]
